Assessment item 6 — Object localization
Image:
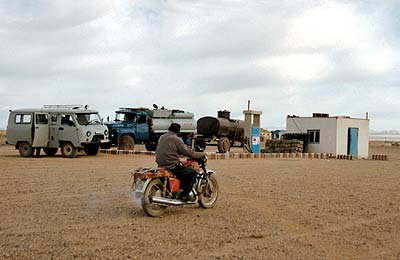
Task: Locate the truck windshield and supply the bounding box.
[115,112,136,122]
[76,113,102,125]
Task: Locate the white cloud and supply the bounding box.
[286,2,365,50]
[259,53,332,83]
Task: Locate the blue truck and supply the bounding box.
[103,106,197,151]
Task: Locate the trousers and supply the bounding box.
[171,165,197,196]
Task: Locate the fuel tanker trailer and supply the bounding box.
[104,105,197,151]
[196,110,245,153]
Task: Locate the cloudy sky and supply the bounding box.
[0,0,399,130]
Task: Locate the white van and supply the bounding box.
[6,105,109,158]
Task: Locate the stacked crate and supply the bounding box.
[262,139,304,153]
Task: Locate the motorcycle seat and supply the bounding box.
[156,167,177,178]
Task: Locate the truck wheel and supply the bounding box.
[43,147,58,156]
[61,142,78,158]
[18,142,34,157]
[118,135,135,150]
[218,137,230,153]
[84,144,100,156]
[145,143,157,151]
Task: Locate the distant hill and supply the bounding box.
[370,130,400,135]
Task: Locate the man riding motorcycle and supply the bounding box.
[155,123,206,201]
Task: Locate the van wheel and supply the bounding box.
[61,142,78,158]
[43,148,58,156]
[84,144,100,156]
[18,142,34,157]
[118,136,135,150]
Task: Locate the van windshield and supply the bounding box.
[76,113,101,125]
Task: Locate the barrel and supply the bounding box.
[197,116,220,136]
[197,116,244,138]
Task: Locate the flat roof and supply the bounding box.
[287,115,369,121]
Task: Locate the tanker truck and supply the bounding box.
[196,110,245,153]
[103,105,197,151]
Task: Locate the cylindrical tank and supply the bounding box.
[197,116,245,139]
[197,116,220,136]
[218,118,245,137]
[152,118,197,133]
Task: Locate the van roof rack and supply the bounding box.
[43,105,88,110]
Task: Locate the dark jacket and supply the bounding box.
[156,132,205,168]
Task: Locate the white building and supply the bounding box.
[286,113,369,158]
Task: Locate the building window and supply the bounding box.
[308,130,320,144]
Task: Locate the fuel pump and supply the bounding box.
[243,101,262,153]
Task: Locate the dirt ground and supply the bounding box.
[1,131,400,259]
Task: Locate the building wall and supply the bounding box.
[286,116,369,158]
[286,117,337,153]
[336,117,369,158]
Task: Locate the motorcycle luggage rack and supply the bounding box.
[43,104,88,110]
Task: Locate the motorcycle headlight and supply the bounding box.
[86,131,91,137]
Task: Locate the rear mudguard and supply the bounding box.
[134,178,152,199]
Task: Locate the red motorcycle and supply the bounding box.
[131,156,218,217]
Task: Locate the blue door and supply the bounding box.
[135,114,149,141]
[347,128,358,156]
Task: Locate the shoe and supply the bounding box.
[178,194,190,202]
[179,193,196,203]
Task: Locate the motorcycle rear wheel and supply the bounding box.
[141,179,167,217]
[198,175,219,209]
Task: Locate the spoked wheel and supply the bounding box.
[218,137,230,153]
[141,179,167,217]
[198,175,219,209]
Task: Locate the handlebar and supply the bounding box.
[187,155,207,165]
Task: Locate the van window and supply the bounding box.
[15,114,32,124]
[50,115,58,125]
[61,115,74,126]
[36,114,49,124]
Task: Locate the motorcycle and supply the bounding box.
[130,156,219,217]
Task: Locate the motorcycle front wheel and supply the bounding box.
[141,179,167,217]
[198,175,219,209]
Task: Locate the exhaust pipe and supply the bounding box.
[152,196,190,206]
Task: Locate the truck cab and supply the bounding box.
[6,105,109,158]
[105,108,151,150]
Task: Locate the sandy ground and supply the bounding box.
[1,131,400,259]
